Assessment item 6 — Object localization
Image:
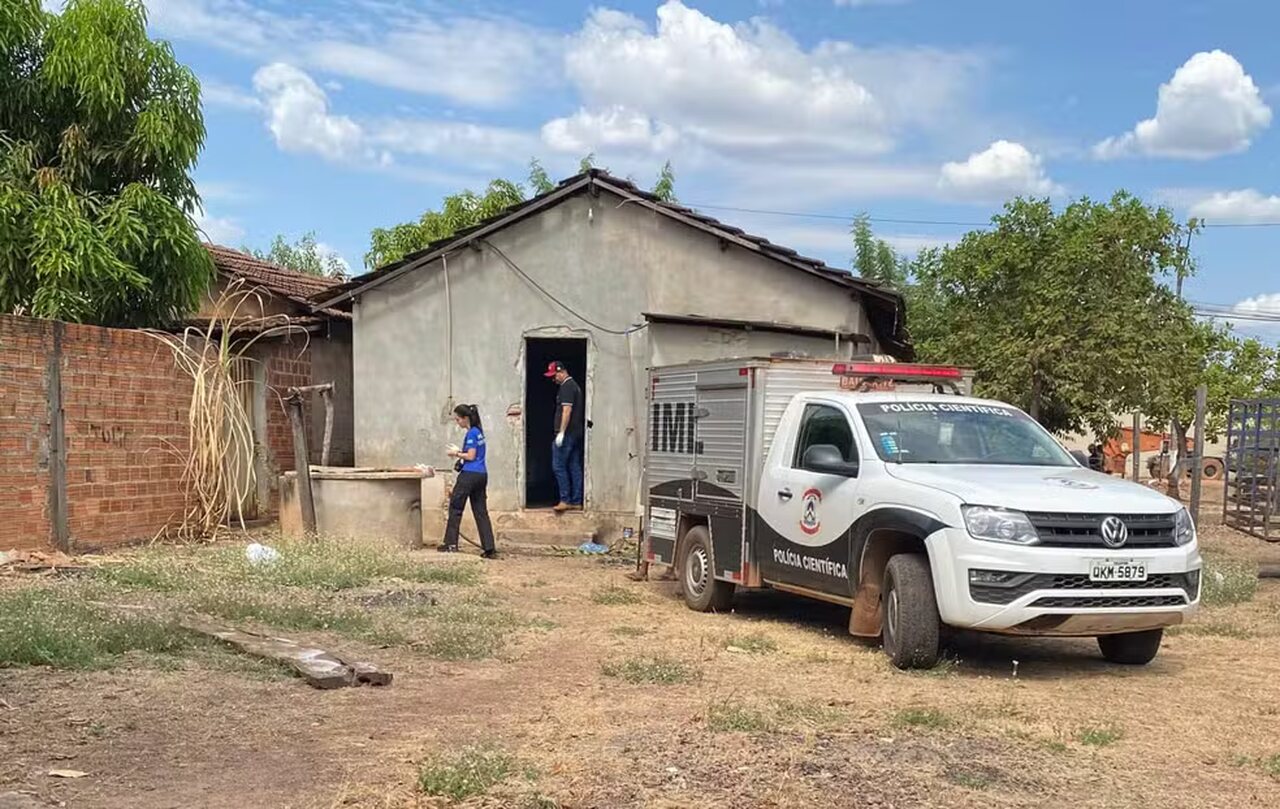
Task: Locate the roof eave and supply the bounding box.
[311,175,596,311]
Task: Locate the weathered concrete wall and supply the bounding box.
[648,323,853,367]
[353,189,881,513]
[308,324,355,466]
[279,470,425,546]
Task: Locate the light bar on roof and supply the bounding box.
[832,362,963,380]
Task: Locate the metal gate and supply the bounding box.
[1223,398,1280,541]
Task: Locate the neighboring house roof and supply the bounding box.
[205,244,350,320]
[312,170,911,358]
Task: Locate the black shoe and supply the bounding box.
[481,549,498,559]
[436,544,459,553]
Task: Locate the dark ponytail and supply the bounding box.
[453,403,482,431]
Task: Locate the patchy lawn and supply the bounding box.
[0,524,1278,808]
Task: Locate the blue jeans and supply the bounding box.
[552,433,583,506]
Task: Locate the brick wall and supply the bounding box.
[0,317,53,551]
[59,322,192,552]
[0,314,332,553]
[255,336,314,513]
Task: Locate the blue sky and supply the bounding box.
[135,0,1280,339]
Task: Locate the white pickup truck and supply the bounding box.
[642,357,1201,669]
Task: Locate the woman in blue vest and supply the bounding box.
[442,404,497,558]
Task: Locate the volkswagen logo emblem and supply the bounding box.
[1100,516,1129,548]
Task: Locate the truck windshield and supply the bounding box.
[856,401,1076,466]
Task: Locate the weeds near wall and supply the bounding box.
[149,280,307,541]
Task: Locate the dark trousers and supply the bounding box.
[443,472,495,552]
[551,433,583,506]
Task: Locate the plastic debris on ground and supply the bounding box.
[578,541,609,554]
[245,542,281,566]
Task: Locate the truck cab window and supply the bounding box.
[794,404,857,467]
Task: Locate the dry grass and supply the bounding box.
[2,536,1278,808]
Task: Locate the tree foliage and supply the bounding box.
[851,214,907,287]
[652,160,677,202]
[364,157,680,269]
[248,232,348,278]
[0,0,212,326]
[909,193,1198,437]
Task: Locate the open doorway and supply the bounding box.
[525,337,588,509]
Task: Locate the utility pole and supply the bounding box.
[1190,384,1207,524]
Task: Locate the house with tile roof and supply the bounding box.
[314,170,910,529]
[199,245,354,518]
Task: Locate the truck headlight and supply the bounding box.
[962,506,1039,545]
[1174,507,1195,546]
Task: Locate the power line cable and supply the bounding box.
[682,201,1280,231]
[482,238,641,336]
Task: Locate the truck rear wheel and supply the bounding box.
[680,526,735,612]
[1097,628,1163,665]
[881,554,941,670]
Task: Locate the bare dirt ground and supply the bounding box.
[2,526,1279,809]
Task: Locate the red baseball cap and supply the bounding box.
[543,361,566,378]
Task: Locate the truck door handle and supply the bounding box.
[777,488,793,501]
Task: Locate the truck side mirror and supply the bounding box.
[801,444,860,477]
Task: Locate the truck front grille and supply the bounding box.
[1030,594,1188,609]
[1025,512,1178,548]
[969,571,1200,605]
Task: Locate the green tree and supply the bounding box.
[579,152,596,172]
[909,193,1194,436]
[652,160,677,202]
[851,214,906,287]
[527,158,554,195]
[1144,322,1280,494]
[365,178,526,268]
[248,232,347,278]
[0,0,212,326]
[365,158,679,269]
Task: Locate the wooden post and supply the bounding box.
[320,388,334,467]
[286,391,316,535]
[1190,384,1207,524]
[46,321,71,552]
[1131,413,1142,482]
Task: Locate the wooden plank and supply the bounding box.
[180,618,364,689]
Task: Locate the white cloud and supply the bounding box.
[1094,50,1272,159]
[245,63,537,173]
[252,63,375,164]
[938,140,1060,201]
[315,242,352,277]
[201,77,261,111]
[193,209,245,245]
[542,107,681,154]
[542,1,981,163]
[1227,293,1280,340]
[148,0,558,107]
[1187,189,1280,223]
[369,120,539,168]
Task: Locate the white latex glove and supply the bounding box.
[446,443,461,457]
[555,432,565,448]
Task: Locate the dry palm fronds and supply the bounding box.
[149,279,309,541]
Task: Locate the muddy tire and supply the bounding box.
[679,526,734,612]
[1097,629,1163,665]
[1201,458,1224,480]
[881,554,941,670]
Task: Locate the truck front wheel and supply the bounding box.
[881,554,941,670]
[1097,629,1163,665]
[679,526,735,612]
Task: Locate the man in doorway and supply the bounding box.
[545,360,584,511]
